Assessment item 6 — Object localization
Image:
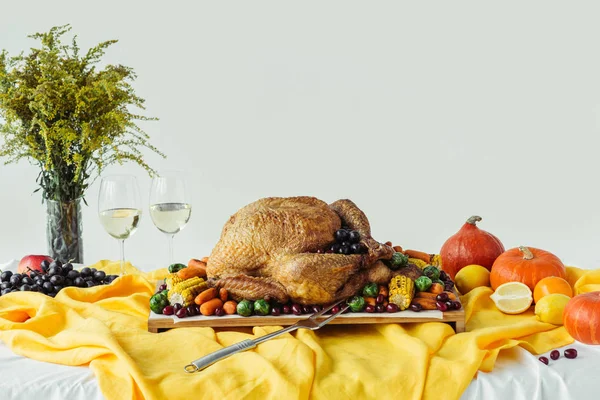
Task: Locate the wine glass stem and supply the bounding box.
[119,239,126,276]
[168,234,175,265]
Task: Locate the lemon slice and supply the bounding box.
[490,282,533,314]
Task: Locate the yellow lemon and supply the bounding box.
[455,264,491,295]
[490,281,533,314]
[534,293,571,325]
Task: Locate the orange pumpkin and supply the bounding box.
[490,246,566,291]
[533,276,573,303]
[564,291,600,345]
[440,215,505,280]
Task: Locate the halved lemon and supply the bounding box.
[490,281,533,314]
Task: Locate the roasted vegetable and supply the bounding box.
[347,296,366,312]
[415,276,432,292]
[253,299,270,316]
[178,261,207,280]
[430,254,443,268]
[168,277,207,307]
[165,273,184,290]
[150,292,169,314]
[194,288,217,305]
[429,282,444,294]
[237,300,253,317]
[388,275,415,311]
[168,263,187,273]
[410,297,437,310]
[362,283,379,297]
[423,265,441,281]
[408,258,428,270]
[404,249,432,263]
[388,252,409,270]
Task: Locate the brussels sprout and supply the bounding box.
[423,265,440,281]
[362,283,379,297]
[414,276,433,292]
[149,292,169,314]
[388,252,409,270]
[253,299,270,316]
[168,263,187,273]
[347,296,366,312]
[433,279,445,286]
[161,289,169,297]
[237,300,253,317]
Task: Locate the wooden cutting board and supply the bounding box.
[148,307,465,333]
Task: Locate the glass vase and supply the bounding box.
[46,198,84,263]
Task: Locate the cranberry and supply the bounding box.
[173,303,182,312]
[194,304,201,314]
[445,301,454,310]
[550,350,560,360]
[292,304,303,315]
[539,356,549,365]
[364,305,375,313]
[444,282,455,291]
[271,306,281,316]
[312,305,322,313]
[282,304,292,314]
[302,305,312,314]
[376,304,385,313]
[436,292,449,302]
[162,305,174,315]
[451,301,462,310]
[409,303,422,312]
[331,305,341,314]
[564,348,578,359]
[214,307,225,317]
[158,284,167,291]
[316,249,323,254]
[376,294,385,304]
[175,308,187,318]
[386,303,399,313]
[436,301,448,312]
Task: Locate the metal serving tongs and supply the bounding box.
[184,298,349,373]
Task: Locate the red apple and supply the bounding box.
[18,255,53,275]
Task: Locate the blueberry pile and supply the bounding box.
[0,260,118,297]
[324,228,364,255]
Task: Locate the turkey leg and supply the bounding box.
[329,199,394,263]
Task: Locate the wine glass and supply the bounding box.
[98,175,142,276]
[149,171,192,265]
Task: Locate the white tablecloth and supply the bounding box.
[1,259,599,399]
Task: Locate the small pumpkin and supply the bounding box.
[439,215,505,280]
[563,291,600,345]
[490,246,566,291]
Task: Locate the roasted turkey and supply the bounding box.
[206,196,398,305]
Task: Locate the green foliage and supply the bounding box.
[0,25,165,202]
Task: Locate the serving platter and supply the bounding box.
[147,307,465,333]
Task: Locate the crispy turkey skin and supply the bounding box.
[207,197,395,305]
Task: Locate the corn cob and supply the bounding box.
[165,273,184,290]
[408,258,428,270]
[388,275,415,311]
[430,254,443,268]
[168,277,207,307]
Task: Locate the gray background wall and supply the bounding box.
[1,1,599,270]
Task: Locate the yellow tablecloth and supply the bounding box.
[0,261,598,400]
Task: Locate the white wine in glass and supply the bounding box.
[98,175,142,276]
[149,172,192,264]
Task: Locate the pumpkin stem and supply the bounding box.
[518,246,534,260]
[466,216,482,225]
